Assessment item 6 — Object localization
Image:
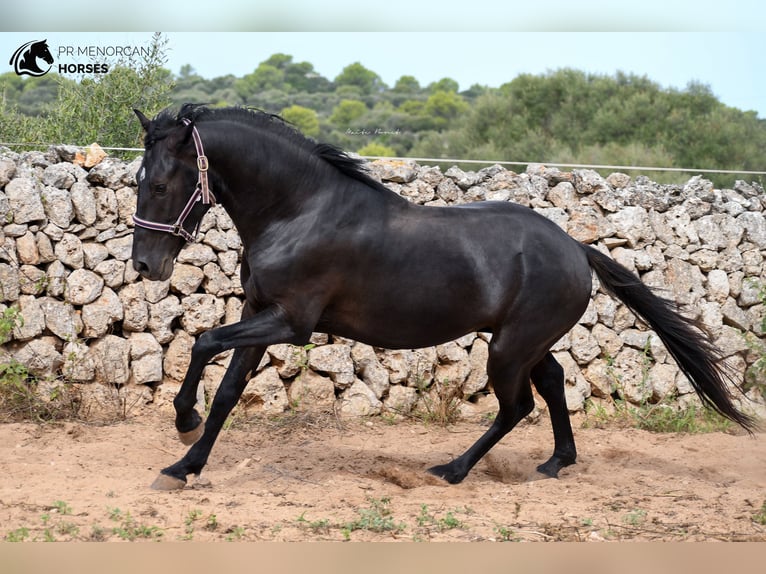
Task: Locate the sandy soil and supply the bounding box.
[1,404,765,543]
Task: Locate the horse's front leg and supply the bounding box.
[153,304,309,489]
[152,345,266,489]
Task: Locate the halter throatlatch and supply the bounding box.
[132,118,216,242]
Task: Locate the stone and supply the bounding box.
[203,262,234,296]
[583,358,617,398]
[41,186,74,228]
[463,338,489,396]
[350,342,389,398]
[177,243,217,266]
[83,144,107,169]
[5,178,45,223]
[65,268,104,305]
[38,297,82,340]
[181,293,225,335]
[567,206,612,244]
[553,351,591,412]
[0,263,20,302]
[90,334,131,385]
[372,159,418,183]
[94,260,125,289]
[288,370,336,411]
[436,341,467,364]
[16,231,40,265]
[268,344,307,378]
[81,287,123,338]
[70,182,97,225]
[607,206,654,248]
[338,379,382,417]
[170,264,205,296]
[383,384,419,416]
[308,344,354,378]
[11,295,45,341]
[164,330,194,381]
[35,232,56,263]
[82,242,109,269]
[649,363,679,402]
[62,340,96,382]
[42,162,80,189]
[737,212,766,249]
[45,260,67,297]
[148,295,183,344]
[13,338,63,377]
[0,157,16,186]
[104,236,133,261]
[613,347,653,404]
[54,233,84,269]
[247,367,288,414]
[115,187,136,225]
[129,332,163,384]
[569,324,601,365]
[573,169,611,195]
[92,186,119,231]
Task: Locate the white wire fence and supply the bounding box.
[2,141,765,177]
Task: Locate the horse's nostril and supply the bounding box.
[132,259,149,275]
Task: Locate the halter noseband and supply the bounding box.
[132,118,216,243]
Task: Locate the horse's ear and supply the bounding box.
[133,109,151,132]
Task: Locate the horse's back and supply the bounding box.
[316,199,592,348]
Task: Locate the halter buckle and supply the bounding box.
[197,155,209,172]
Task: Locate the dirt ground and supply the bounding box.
[1,402,765,543]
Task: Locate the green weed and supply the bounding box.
[343,496,406,536]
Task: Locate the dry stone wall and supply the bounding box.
[1,145,765,421]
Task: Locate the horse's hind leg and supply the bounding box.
[531,352,577,478]
[428,332,536,484]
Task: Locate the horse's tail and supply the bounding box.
[581,243,757,432]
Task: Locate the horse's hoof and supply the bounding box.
[427,463,464,485]
[178,421,205,445]
[150,473,187,491]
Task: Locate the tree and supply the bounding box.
[428,77,459,93]
[281,104,320,138]
[334,62,384,95]
[357,142,396,157]
[0,33,174,151]
[393,75,420,93]
[329,99,368,128]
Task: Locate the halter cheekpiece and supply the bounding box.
[132,118,216,242]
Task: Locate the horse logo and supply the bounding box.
[9,39,54,77]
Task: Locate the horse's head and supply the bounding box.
[131,109,213,281]
[33,40,54,65]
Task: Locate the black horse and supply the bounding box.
[131,104,755,490]
[10,39,54,77]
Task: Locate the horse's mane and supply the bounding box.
[152,104,392,194]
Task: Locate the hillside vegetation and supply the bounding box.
[1,35,764,187]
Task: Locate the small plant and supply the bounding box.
[753,501,766,526]
[415,504,464,533]
[111,511,163,541]
[494,525,520,542]
[343,496,406,536]
[182,509,203,540]
[296,513,331,535]
[415,377,463,426]
[225,526,246,541]
[0,305,23,344]
[52,500,72,515]
[5,527,30,542]
[205,513,218,531]
[623,508,647,527]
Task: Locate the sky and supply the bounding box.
[1,1,764,119]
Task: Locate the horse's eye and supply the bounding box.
[153,183,167,195]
